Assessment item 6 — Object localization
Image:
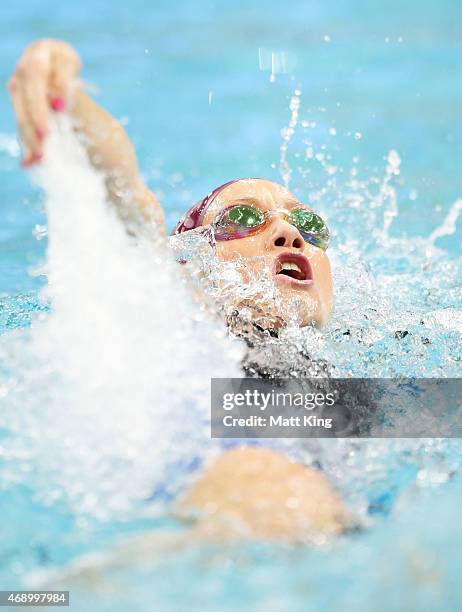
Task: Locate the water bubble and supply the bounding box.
[258,48,297,81]
[387,149,401,171]
[32,224,48,240]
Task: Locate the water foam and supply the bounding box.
[0,117,243,519]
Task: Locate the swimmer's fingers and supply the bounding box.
[49,43,81,110]
[8,39,81,166]
[7,76,40,166]
[8,40,53,164]
[19,72,50,160]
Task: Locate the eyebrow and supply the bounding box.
[232,196,305,209]
[285,199,305,208]
[232,197,262,206]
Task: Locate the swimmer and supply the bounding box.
[8,39,350,543]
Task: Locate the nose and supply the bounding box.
[267,217,304,251]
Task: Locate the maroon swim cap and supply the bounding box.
[172,178,259,235]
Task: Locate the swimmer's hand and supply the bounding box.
[8,39,165,232]
[8,39,81,166]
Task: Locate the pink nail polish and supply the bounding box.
[36,128,45,140]
[51,97,66,112]
[21,152,42,167]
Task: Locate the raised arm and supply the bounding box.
[8,39,165,232]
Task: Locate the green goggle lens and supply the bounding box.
[289,208,330,250]
[227,205,265,227]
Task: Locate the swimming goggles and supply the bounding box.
[207,204,330,250]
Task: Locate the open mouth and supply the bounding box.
[273,252,313,289]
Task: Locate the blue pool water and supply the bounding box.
[1,1,462,610]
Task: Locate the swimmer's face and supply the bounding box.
[202,179,333,327]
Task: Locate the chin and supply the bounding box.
[275,284,329,328]
[221,274,331,332]
[300,300,331,328]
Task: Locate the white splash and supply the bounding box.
[0,133,20,158]
[0,116,244,519]
[279,89,302,187]
[428,198,462,246]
